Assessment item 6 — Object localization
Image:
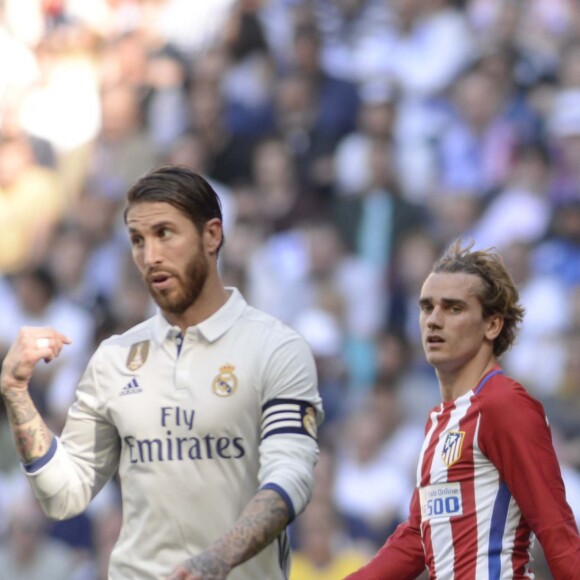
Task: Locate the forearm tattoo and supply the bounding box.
[172,487,292,578]
[2,390,52,463]
[16,425,52,463]
[184,551,231,578]
[213,489,291,568]
[2,389,37,425]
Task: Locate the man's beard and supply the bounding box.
[148,249,209,314]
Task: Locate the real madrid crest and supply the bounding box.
[126,340,150,371]
[212,364,238,397]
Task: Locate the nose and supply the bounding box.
[142,238,162,267]
[426,306,443,329]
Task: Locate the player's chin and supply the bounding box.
[151,291,178,311]
[423,349,447,366]
[423,342,444,356]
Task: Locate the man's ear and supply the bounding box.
[485,314,503,342]
[203,218,223,255]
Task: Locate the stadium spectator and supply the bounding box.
[289,500,369,580]
[438,67,519,198]
[142,44,190,153]
[0,491,81,580]
[467,141,552,250]
[501,240,571,397]
[0,135,64,274]
[86,83,158,201]
[332,383,419,547]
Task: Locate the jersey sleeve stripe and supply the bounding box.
[488,481,512,579]
[23,436,58,473]
[261,482,295,521]
[277,530,291,578]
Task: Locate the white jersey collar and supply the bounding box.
[152,287,247,346]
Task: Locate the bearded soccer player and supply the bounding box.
[0,165,323,580]
[347,241,580,580]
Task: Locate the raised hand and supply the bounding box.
[0,326,72,389]
[0,326,71,464]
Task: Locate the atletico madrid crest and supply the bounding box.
[442,430,465,467]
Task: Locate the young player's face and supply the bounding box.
[419,272,500,374]
[127,201,209,314]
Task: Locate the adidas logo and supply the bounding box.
[120,377,143,396]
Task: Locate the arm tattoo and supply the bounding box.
[16,425,52,464]
[184,552,230,577]
[173,488,292,578]
[3,389,38,425]
[1,389,53,463]
[212,489,291,568]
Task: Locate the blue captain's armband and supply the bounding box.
[23,436,57,473]
[260,399,318,441]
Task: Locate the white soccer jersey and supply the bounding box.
[25,289,323,579]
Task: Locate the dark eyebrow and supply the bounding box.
[128,220,174,234]
[418,297,468,307]
[151,221,175,231]
[441,298,468,307]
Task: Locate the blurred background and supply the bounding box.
[0,0,579,578]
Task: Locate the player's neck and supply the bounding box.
[436,352,497,403]
[166,272,229,333]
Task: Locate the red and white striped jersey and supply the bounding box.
[348,366,580,580]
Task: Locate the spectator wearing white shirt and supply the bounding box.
[468,141,552,250]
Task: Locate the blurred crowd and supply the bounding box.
[1,0,580,578]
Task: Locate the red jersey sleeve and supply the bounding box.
[478,376,580,579]
[344,488,426,580]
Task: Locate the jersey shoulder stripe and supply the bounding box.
[474,369,504,394]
